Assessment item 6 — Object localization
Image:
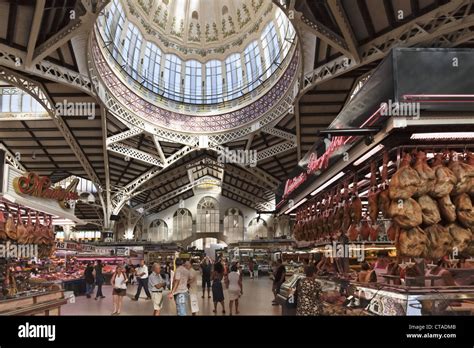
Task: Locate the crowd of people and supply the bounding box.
[81,255,249,316]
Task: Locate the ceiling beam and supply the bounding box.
[302,0,474,93]
[327,0,361,62]
[25,0,46,66]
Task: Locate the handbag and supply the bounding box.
[286,279,300,309]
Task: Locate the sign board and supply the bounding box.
[115,247,130,256]
[1,165,83,224]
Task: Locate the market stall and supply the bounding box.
[0,163,83,310]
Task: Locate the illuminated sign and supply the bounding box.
[13,172,79,209]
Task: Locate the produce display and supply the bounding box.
[0,204,56,258]
[292,148,474,260]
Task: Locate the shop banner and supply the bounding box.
[115,247,130,256]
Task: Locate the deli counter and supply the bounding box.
[277,274,474,316]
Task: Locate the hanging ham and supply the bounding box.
[0,208,6,240]
[388,198,422,229]
[448,151,474,195]
[386,222,399,242]
[16,208,27,244]
[388,152,422,200]
[368,161,379,222]
[437,195,457,223]
[417,195,441,226]
[454,193,474,229]
[378,151,391,217]
[446,223,472,253]
[360,219,371,240]
[425,224,453,259]
[350,177,362,224]
[342,181,351,231]
[429,153,457,198]
[398,226,428,258]
[413,150,436,197]
[5,209,17,241]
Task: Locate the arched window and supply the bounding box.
[205,60,223,104]
[184,60,203,103]
[244,41,263,92]
[197,196,219,233]
[261,22,280,77]
[192,11,199,20]
[106,0,126,60]
[225,54,243,100]
[276,9,294,56]
[247,217,267,240]
[173,208,193,240]
[223,208,244,243]
[123,23,143,78]
[163,54,182,101]
[143,42,161,93]
[222,6,229,15]
[148,219,168,242]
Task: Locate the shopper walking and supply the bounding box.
[111,265,128,315]
[272,259,286,306]
[225,264,243,315]
[201,257,212,299]
[168,259,190,316]
[148,263,166,316]
[84,262,95,299]
[133,260,151,301]
[188,259,199,315]
[125,260,135,285]
[94,260,105,300]
[295,265,323,316]
[248,259,254,279]
[254,261,259,278]
[212,261,225,314]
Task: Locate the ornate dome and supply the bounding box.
[92,0,299,134]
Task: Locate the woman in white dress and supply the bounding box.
[225,264,243,315]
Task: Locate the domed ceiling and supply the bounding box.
[124,0,274,57]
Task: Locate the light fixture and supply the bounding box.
[310,171,345,196]
[353,144,384,166]
[284,198,308,214]
[410,132,474,140]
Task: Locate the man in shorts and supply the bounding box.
[148,263,166,316]
[168,259,190,316]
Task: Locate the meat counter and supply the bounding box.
[277,273,474,316]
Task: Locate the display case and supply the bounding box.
[277,274,474,316]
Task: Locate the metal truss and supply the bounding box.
[301,0,474,93]
[256,141,297,162]
[208,142,281,190]
[108,142,164,167]
[106,127,143,145]
[0,143,26,171]
[327,0,361,62]
[296,12,352,59]
[261,126,296,142]
[138,177,208,212]
[221,183,275,211]
[82,219,104,228]
[0,67,101,188]
[0,45,94,95]
[111,144,199,214]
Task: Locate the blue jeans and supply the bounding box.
[174,293,189,316]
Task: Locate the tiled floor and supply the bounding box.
[62,275,281,316]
